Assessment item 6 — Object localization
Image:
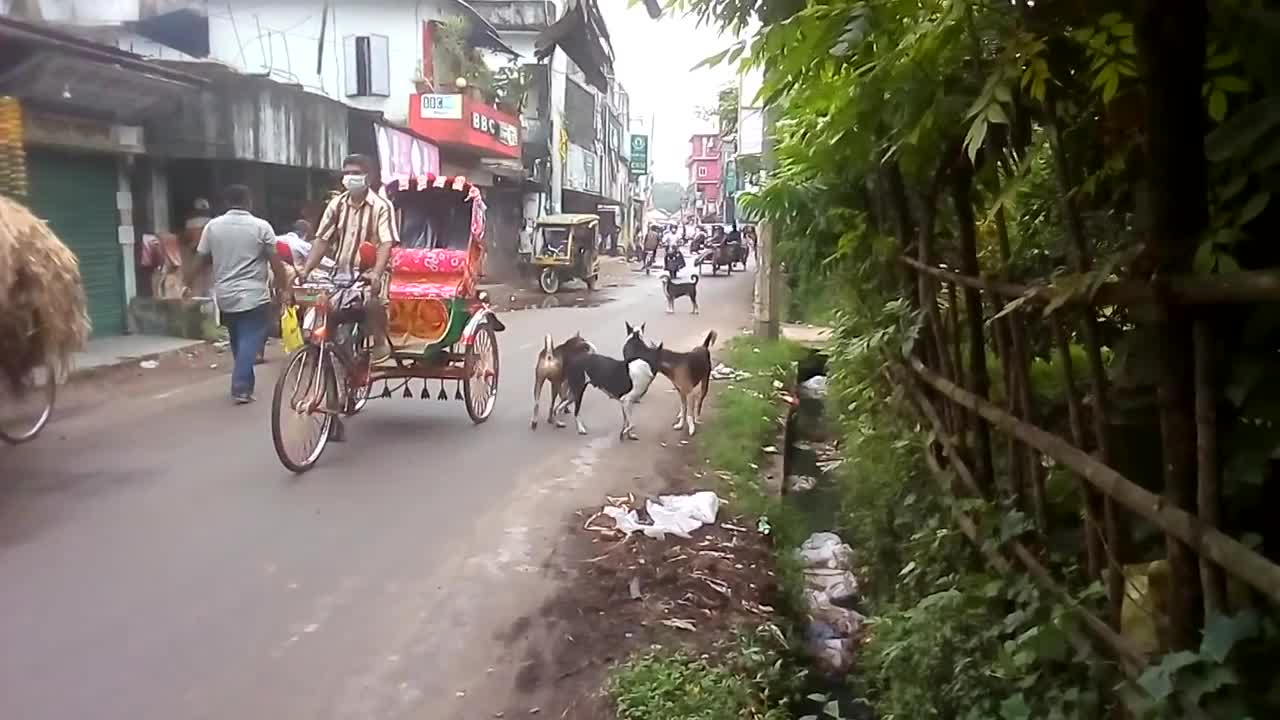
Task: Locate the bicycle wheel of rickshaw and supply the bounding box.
[463,324,499,424]
[0,364,56,445]
[271,345,334,473]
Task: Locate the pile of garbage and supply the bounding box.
[797,532,865,674]
[589,491,723,540]
[799,374,829,400]
[710,363,752,382]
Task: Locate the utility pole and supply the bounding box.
[752,107,780,339]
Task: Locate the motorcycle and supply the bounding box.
[663,244,687,277]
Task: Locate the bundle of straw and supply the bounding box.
[0,194,89,387]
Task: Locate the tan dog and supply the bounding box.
[532,333,596,429]
[622,323,716,436]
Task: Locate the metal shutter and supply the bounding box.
[25,149,124,337]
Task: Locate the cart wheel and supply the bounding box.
[464,324,499,424]
[271,346,334,473]
[0,363,55,445]
[539,268,561,294]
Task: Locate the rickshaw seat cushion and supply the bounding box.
[389,248,470,300]
[389,278,463,300]
[392,248,468,274]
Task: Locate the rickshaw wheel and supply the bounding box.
[464,324,499,424]
[271,346,333,473]
[538,267,560,294]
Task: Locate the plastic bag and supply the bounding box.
[798,532,855,569]
[280,305,304,353]
[601,492,722,539]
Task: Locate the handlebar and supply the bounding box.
[292,274,368,292]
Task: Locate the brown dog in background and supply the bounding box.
[532,333,596,429]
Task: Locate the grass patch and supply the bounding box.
[607,632,799,720]
[699,335,809,546]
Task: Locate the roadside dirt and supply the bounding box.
[488,440,782,719]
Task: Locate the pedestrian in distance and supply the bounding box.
[184,184,291,404]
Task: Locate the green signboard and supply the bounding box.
[629,134,649,175]
[724,159,738,194]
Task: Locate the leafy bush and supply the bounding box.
[607,631,802,719]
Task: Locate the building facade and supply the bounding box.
[687,133,722,222]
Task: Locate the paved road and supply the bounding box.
[0,263,755,720]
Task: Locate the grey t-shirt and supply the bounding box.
[196,209,275,313]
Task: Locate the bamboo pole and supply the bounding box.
[900,369,1144,671]
[953,165,995,492]
[1194,318,1226,619]
[1010,310,1048,535]
[899,256,1280,306]
[907,356,1280,607]
[1052,315,1104,580]
[1044,95,1125,629]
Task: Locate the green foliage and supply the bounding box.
[651,181,686,214]
[698,336,807,540]
[672,0,1280,716]
[608,630,802,720]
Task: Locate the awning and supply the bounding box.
[535,0,614,93]
[0,17,203,123]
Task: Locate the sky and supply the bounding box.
[597,1,738,186]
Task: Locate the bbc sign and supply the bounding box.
[472,112,518,147]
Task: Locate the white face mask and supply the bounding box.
[342,173,368,192]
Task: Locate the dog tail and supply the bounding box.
[690,274,699,284]
[542,333,554,354]
[702,330,718,349]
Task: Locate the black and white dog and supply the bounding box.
[564,324,663,440]
[624,323,716,436]
[661,273,699,314]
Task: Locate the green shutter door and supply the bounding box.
[25,149,124,337]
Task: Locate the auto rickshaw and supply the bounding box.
[527,213,601,294]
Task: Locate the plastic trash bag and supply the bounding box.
[280,305,304,353]
[799,375,829,399]
[602,491,722,539]
[798,532,855,569]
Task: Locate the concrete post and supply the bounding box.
[753,105,779,339]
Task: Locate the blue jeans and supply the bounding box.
[224,303,269,397]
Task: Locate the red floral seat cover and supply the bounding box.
[388,248,469,300]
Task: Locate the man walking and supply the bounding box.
[186,185,290,404]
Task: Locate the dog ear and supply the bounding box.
[640,323,646,336]
[625,321,634,336]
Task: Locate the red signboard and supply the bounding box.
[408,93,521,160]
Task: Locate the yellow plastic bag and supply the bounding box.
[280,305,303,353]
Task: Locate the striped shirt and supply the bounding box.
[314,190,397,274]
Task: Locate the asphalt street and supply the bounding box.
[0,261,756,720]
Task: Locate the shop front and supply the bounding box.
[0,18,204,336]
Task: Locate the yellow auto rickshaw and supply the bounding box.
[527,213,601,294]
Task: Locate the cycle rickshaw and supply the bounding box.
[270,175,504,473]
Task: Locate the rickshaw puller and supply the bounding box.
[297,153,397,364]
